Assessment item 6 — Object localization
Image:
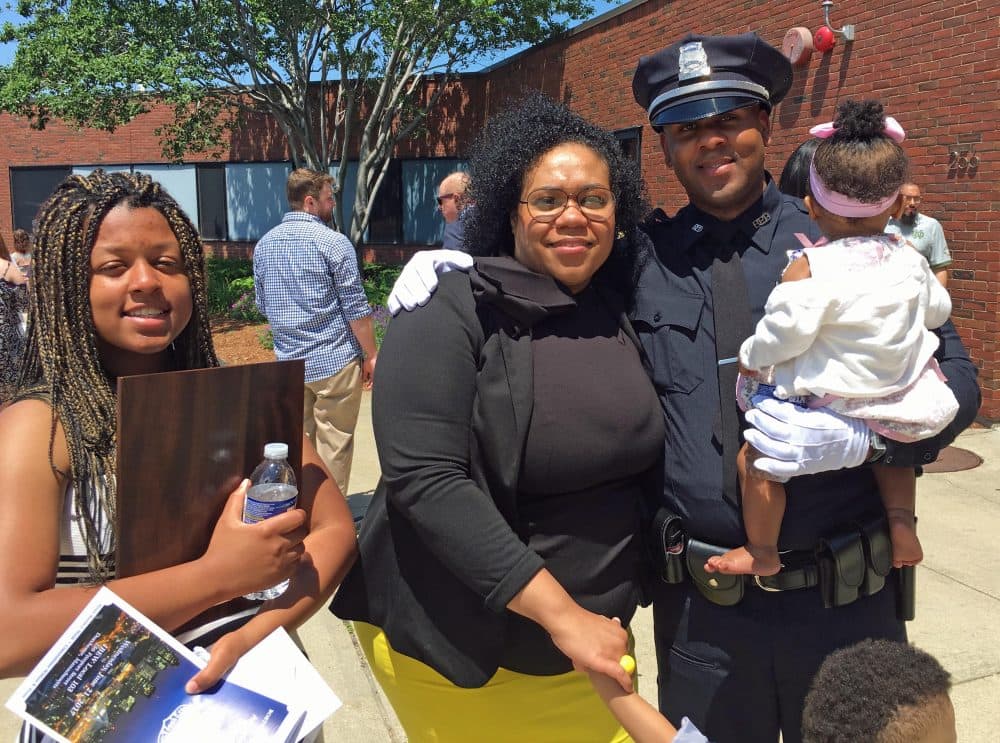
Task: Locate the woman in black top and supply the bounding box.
[331,94,662,742]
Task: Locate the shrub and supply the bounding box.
[205,257,255,316]
[228,277,266,323]
[363,263,402,308]
[206,257,400,346]
[372,305,392,349]
[258,326,274,351]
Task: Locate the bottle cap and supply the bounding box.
[263,442,289,459]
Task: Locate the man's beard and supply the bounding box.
[900,210,918,226]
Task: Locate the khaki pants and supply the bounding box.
[304,359,363,495]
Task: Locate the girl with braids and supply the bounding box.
[705,100,958,578]
[0,171,357,717]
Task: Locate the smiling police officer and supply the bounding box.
[631,32,980,743]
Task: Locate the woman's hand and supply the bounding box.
[507,568,633,693]
[199,480,308,600]
[549,610,632,693]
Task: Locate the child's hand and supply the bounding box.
[588,665,682,743]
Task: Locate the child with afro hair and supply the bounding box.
[802,639,955,743]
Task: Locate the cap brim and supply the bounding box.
[651,95,767,127]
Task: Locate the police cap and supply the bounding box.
[632,32,792,127]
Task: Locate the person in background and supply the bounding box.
[885,182,952,287]
[438,171,472,251]
[254,168,377,496]
[0,171,358,743]
[332,93,659,743]
[0,236,29,406]
[777,138,820,199]
[11,229,33,280]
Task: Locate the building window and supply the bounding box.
[196,164,228,240]
[10,167,72,232]
[367,160,403,244]
[225,162,292,241]
[615,127,642,168]
[401,159,468,245]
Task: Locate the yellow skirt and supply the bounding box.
[355,622,634,743]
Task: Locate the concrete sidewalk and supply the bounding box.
[3,396,998,740]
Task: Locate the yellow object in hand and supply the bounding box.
[619,654,636,675]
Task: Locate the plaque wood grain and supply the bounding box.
[115,360,304,634]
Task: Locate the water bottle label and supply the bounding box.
[243,493,297,523]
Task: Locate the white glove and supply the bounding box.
[386,249,474,315]
[743,396,871,482]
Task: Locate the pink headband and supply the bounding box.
[807,115,906,218]
[809,116,906,143]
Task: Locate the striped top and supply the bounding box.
[19,481,259,742]
[58,479,258,636]
[56,482,115,584]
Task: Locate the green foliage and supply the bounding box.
[205,257,264,324]
[0,0,594,237]
[362,263,402,308]
[258,326,274,351]
[361,263,400,349]
[228,277,267,323]
[205,257,398,339]
[205,256,255,316]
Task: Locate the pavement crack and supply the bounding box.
[344,621,406,743]
[953,671,1000,686]
[920,564,1000,602]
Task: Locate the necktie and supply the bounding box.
[710,226,753,507]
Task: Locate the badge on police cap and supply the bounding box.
[632,33,793,128]
[678,42,711,81]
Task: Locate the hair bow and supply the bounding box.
[809,116,905,143]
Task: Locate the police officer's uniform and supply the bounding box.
[631,33,980,743]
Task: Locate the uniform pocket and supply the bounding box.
[632,291,705,394]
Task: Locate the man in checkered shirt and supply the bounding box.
[254,168,377,495]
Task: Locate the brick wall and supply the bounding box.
[0,0,995,417]
[487,0,998,420]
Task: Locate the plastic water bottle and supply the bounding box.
[243,442,298,601]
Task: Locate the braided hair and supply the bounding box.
[17,169,219,581]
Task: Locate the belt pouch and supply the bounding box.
[896,565,916,621]
[686,539,744,607]
[652,507,687,584]
[857,515,892,597]
[816,530,865,609]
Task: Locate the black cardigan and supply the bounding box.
[330,256,648,688]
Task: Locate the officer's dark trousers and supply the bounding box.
[652,576,905,743]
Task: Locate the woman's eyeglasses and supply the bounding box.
[519,187,614,223]
[436,193,458,206]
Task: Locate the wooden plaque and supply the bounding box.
[115,360,304,633]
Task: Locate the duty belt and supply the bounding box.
[651,507,915,620]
